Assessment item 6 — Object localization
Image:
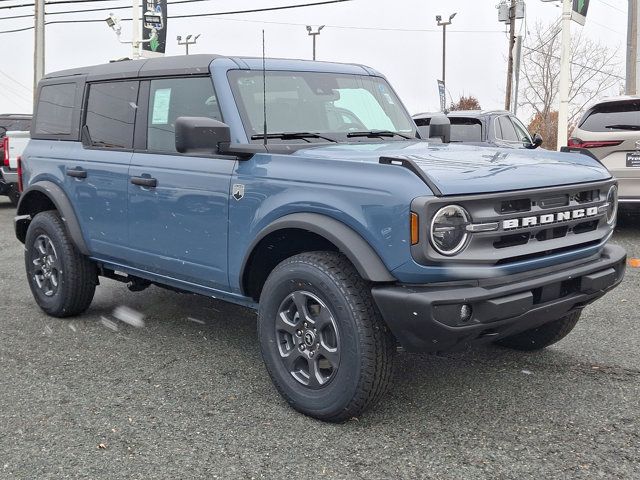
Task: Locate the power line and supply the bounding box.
[0,69,31,92]
[0,0,351,21]
[0,0,506,35]
[522,45,624,80]
[599,0,626,14]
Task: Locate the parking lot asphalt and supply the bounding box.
[0,196,638,480]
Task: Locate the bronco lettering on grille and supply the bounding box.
[503,206,599,230]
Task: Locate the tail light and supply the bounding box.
[17,156,23,192]
[567,138,623,149]
[2,136,8,167]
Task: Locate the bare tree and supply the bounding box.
[519,21,622,149]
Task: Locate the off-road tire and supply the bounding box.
[258,251,395,422]
[25,211,97,317]
[495,311,582,351]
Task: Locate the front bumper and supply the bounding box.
[372,244,626,352]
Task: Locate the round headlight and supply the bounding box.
[430,205,470,256]
[606,184,618,225]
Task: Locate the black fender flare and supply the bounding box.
[15,181,90,255]
[241,212,397,287]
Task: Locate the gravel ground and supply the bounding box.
[0,196,638,479]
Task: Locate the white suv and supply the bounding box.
[569,96,640,205]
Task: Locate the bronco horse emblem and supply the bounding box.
[232,184,245,201]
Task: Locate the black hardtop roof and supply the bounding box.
[42,54,221,82]
[41,54,376,83]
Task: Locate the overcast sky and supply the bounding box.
[0,0,628,121]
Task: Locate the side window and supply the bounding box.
[511,116,532,146]
[498,116,519,142]
[147,77,222,153]
[85,81,138,149]
[34,83,76,136]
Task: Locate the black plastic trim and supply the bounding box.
[15,181,89,255]
[240,212,396,293]
[379,156,443,195]
[372,244,626,352]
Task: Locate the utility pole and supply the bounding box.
[306,25,324,60]
[436,13,457,90]
[505,0,517,111]
[132,0,141,58]
[33,0,45,100]
[513,35,523,115]
[557,0,572,150]
[627,0,637,94]
[177,34,200,55]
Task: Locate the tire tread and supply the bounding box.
[260,251,395,422]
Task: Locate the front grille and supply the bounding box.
[411,180,615,266]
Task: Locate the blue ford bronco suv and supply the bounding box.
[16,55,625,421]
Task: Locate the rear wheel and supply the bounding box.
[494,311,581,351]
[8,187,20,207]
[25,211,97,317]
[258,251,395,422]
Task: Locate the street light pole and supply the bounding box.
[306,25,325,60]
[177,34,201,55]
[436,13,457,90]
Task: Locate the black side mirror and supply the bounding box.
[530,133,543,149]
[428,115,451,144]
[175,117,231,154]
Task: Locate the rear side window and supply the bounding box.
[147,77,221,153]
[85,81,138,149]
[34,83,76,136]
[579,102,640,132]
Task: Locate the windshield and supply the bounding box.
[228,70,417,142]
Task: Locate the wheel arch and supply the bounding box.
[15,181,89,255]
[240,213,396,300]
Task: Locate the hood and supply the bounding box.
[295,141,611,195]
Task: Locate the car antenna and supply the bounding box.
[262,29,268,148]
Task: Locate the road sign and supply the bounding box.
[142,0,167,56]
[571,0,589,25]
[437,80,446,112]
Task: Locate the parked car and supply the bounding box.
[16,55,625,422]
[0,114,31,205]
[413,110,543,149]
[567,96,640,205]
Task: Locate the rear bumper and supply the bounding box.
[0,167,17,184]
[372,244,626,352]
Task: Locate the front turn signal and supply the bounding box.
[410,212,419,245]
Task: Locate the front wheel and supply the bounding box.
[25,211,97,317]
[494,311,581,351]
[258,252,395,422]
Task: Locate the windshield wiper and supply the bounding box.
[251,132,338,143]
[346,130,413,139]
[604,124,640,131]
